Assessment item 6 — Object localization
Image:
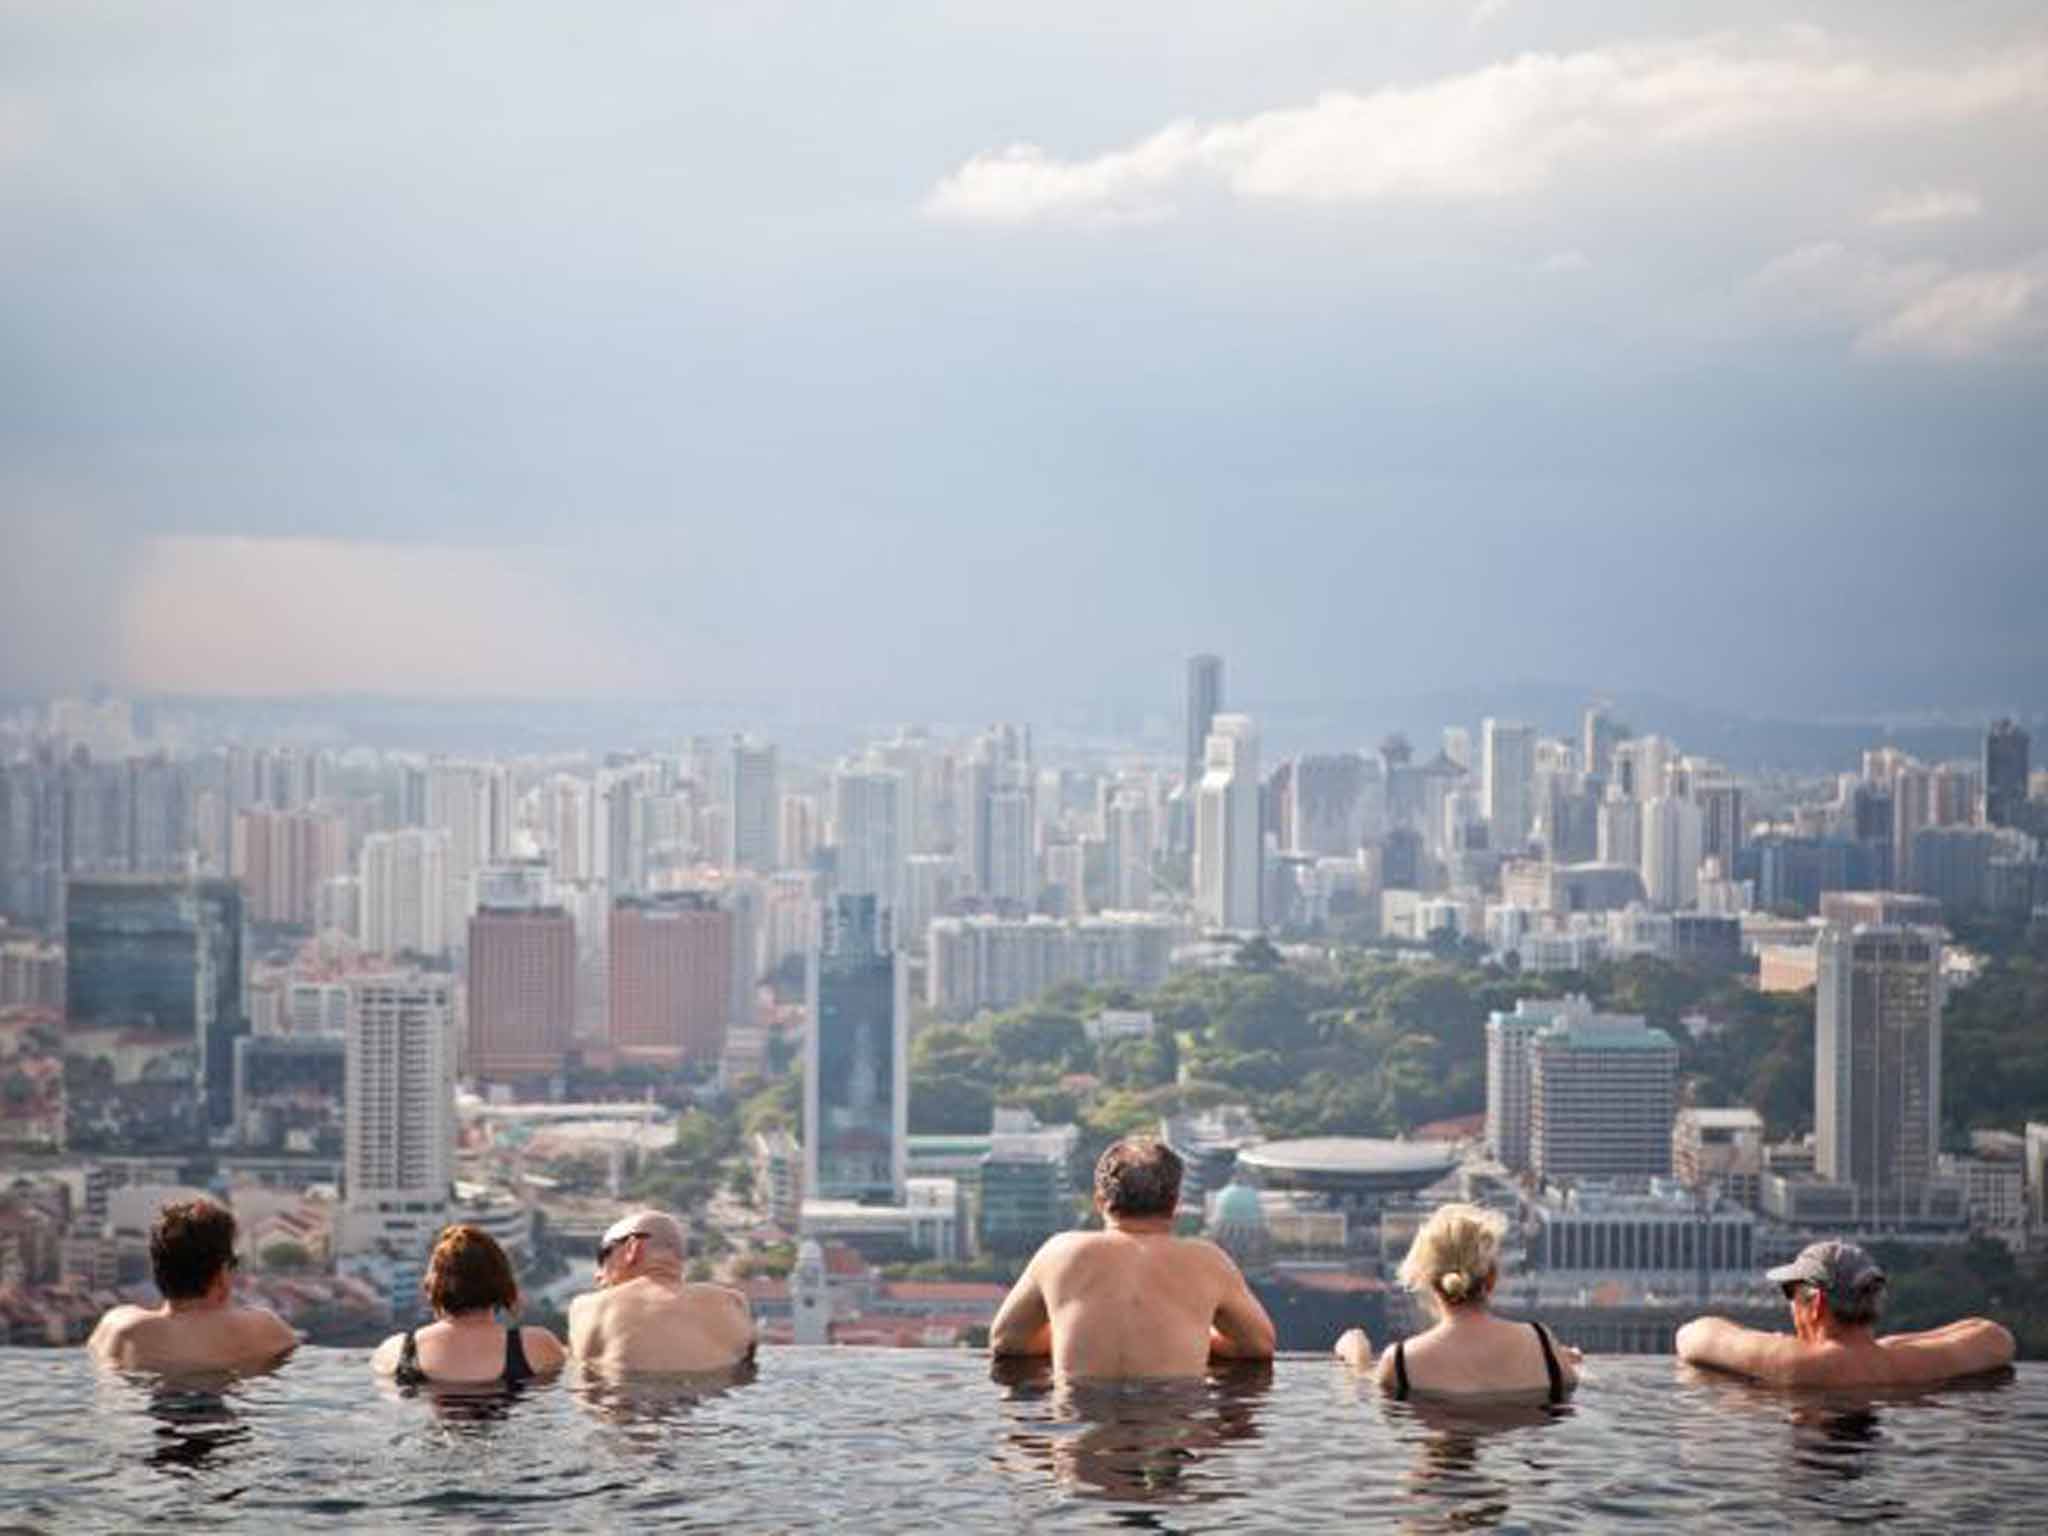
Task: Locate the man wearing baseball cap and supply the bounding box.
[1676,1239,2014,1387]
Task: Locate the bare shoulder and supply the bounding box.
[239,1304,298,1353]
[520,1326,568,1369]
[370,1331,407,1375]
[685,1282,752,1314]
[87,1305,149,1361]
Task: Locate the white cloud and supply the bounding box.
[925,32,2048,225]
[1748,242,2048,361]
[1870,186,1983,227]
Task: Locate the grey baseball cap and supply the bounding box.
[1765,1240,1886,1310]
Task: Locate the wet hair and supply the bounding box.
[1094,1138,1183,1219]
[149,1199,239,1301]
[1398,1203,1506,1309]
[422,1225,519,1316]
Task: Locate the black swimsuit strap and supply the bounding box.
[396,1329,425,1385]
[1393,1338,1410,1400]
[504,1326,533,1386]
[1532,1322,1565,1403]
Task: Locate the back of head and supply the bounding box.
[1094,1138,1183,1221]
[150,1199,238,1301]
[1769,1239,1886,1329]
[605,1209,688,1268]
[1398,1203,1506,1309]
[424,1224,520,1316]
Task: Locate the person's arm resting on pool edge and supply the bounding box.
[989,1255,1052,1357]
[1675,1316,1821,1385]
[1878,1318,2015,1381]
[1206,1248,1277,1361]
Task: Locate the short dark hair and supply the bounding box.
[150,1199,238,1300]
[423,1225,519,1316]
[1094,1138,1184,1219]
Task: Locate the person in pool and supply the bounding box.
[989,1137,1276,1379]
[88,1199,299,1375]
[1676,1239,2015,1388]
[1335,1202,1579,1402]
[371,1224,566,1387]
[568,1211,755,1374]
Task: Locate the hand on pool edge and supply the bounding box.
[1334,1328,1375,1370]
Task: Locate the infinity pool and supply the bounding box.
[0,1348,2038,1531]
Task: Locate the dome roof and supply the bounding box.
[1212,1182,1266,1228]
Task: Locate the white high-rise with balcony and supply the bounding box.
[342,972,454,1256]
[1195,715,1262,931]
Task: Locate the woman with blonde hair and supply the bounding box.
[371,1224,567,1388]
[1335,1203,1578,1402]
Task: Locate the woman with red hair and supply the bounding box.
[371,1224,566,1387]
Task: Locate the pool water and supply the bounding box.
[1,1348,2040,1531]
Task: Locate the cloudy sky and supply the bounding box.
[5,2,2044,716]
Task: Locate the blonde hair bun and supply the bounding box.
[1439,1271,1470,1300]
[1396,1202,1507,1309]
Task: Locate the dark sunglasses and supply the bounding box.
[596,1231,646,1265]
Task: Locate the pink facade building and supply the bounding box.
[609,894,732,1066]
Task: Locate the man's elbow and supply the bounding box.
[1674,1317,1725,1367]
[1969,1319,2017,1370]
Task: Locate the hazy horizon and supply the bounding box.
[7,2,2046,716]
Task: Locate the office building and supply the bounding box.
[1194,714,1262,931]
[1816,923,1942,1200]
[1582,703,1626,783]
[1672,1107,1765,1208]
[342,972,455,1257]
[805,894,908,1204]
[1289,753,1373,856]
[1183,654,1224,824]
[779,793,820,870]
[465,904,576,1081]
[1984,719,2030,829]
[474,859,552,911]
[1529,1007,1678,1182]
[1818,890,1941,930]
[727,737,779,872]
[358,828,450,959]
[1639,795,1702,910]
[65,874,245,1134]
[233,1032,346,1156]
[1481,719,1537,851]
[1484,997,1578,1173]
[1530,1182,1755,1286]
[608,892,732,1067]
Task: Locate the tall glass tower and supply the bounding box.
[804,894,907,1204]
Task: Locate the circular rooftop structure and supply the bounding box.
[1235,1137,1459,1201]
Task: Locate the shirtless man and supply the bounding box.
[87,1199,298,1375]
[1676,1240,2014,1388]
[989,1137,1276,1379]
[568,1211,755,1373]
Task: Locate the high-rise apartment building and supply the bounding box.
[1481,719,1538,851]
[985,788,1037,910]
[1816,924,1942,1199]
[232,806,348,926]
[926,912,1178,1017]
[831,767,907,917]
[1194,715,1261,931]
[1103,781,1156,911]
[1984,719,2030,828]
[66,874,245,1133]
[805,894,907,1204]
[727,737,779,872]
[465,904,576,1081]
[608,893,732,1066]
[1529,1008,1678,1182]
[1484,996,1589,1173]
[779,793,820,870]
[342,972,455,1257]
[358,828,450,959]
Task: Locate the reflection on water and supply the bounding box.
[146,1383,253,1479]
[990,1356,1271,1509]
[1381,1389,1570,1534]
[572,1358,759,1428]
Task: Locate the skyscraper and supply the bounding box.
[1183,654,1224,836]
[233,806,347,926]
[804,893,907,1204]
[343,971,455,1257]
[1984,719,2030,828]
[1582,703,1626,784]
[831,766,907,917]
[1816,924,1942,1201]
[1194,714,1261,931]
[66,874,245,1134]
[465,904,576,1081]
[1640,795,1704,910]
[608,893,732,1066]
[1103,781,1156,911]
[985,787,1037,910]
[1481,719,1537,851]
[1484,996,1585,1173]
[727,737,779,872]
[1529,1006,1679,1182]
[1289,753,1371,856]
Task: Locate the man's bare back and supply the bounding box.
[991,1226,1275,1379]
[88,1302,297,1376]
[569,1276,756,1375]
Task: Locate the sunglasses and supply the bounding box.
[596,1231,646,1266]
